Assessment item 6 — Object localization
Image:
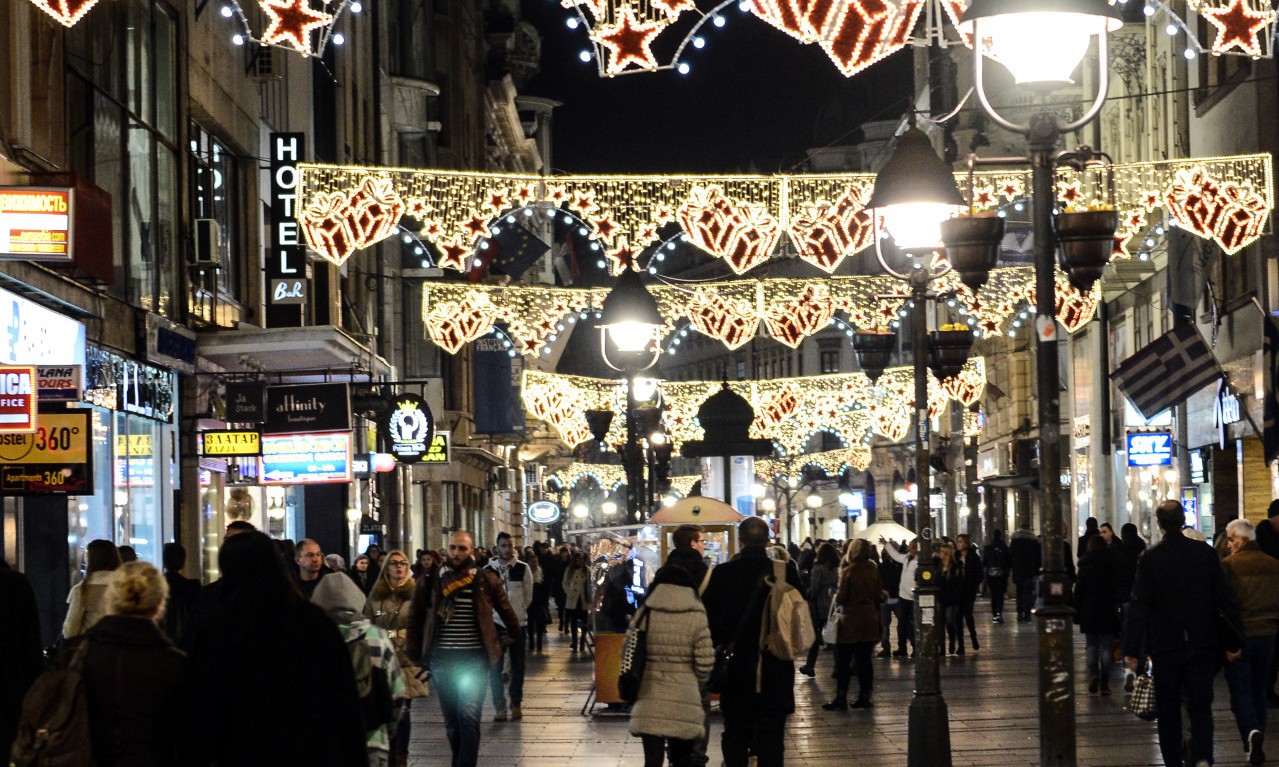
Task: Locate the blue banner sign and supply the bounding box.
[259,432,352,485]
[1127,431,1173,467]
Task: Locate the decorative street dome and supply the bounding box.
[697,381,755,443]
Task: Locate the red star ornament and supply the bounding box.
[591,8,664,75]
[1202,0,1271,57]
[651,0,695,19]
[28,0,100,28]
[260,0,333,54]
[463,214,490,241]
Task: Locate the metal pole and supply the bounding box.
[625,374,639,526]
[1029,112,1076,767]
[907,273,950,767]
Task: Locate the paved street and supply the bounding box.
[407,601,1262,766]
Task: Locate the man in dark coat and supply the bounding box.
[0,561,42,757]
[1124,501,1244,767]
[702,517,803,767]
[1008,525,1041,623]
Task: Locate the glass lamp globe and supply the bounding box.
[878,203,960,254]
[805,492,823,509]
[601,500,618,516]
[607,321,657,353]
[960,0,1122,86]
[572,504,589,518]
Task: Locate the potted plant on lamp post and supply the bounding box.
[1055,205,1119,292]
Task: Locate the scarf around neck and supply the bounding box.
[440,561,476,602]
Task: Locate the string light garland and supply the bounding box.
[756,446,874,481]
[296,154,1271,276]
[217,0,361,56]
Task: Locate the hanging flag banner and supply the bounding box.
[383,393,434,463]
[0,411,92,495]
[259,431,352,484]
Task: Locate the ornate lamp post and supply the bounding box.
[861,119,971,767]
[598,268,664,526]
[953,4,1121,762]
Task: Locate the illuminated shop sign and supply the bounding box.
[0,411,92,495]
[420,430,451,464]
[1126,431,1173,467]
[0,285,86,366]
[36,365,82,401]
[0,366,36,433]
[0,187,73,260]
[384,393,434,463]
[200,430,262,457]
[259,431,352,485]
[527,500,562,525]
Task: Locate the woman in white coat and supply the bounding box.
[63,539,121,638]
[628,566,714,767]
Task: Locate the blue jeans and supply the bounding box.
[489,633,525,710]
[1151,647,1221,767]
[430,649,491,767]
[1084,633,1113,682]
[1225,635,1275,747]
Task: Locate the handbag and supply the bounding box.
[821,599,841,645]
[1126,663,1157,721]
[617,607,651,703]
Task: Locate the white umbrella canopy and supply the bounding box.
[852,521,918,546]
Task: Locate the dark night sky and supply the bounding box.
[520,0,915,174]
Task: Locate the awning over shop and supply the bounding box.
[197,325,392,377]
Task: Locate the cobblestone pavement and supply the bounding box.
[407,602,1261,766]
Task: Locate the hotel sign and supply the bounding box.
[0,187,72,261]
[267,133,306,324]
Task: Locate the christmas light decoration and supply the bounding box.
[1200,0,1272,56]
[757,446,874,482]
[27,0,99,27]
[1165,166,1269,254]
[297,155,1270,280]
[591,7,665,74]
[548,463,627,492]
[218,0,359,56]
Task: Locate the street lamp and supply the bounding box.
[863,118,968,767]
[599,267,665,526]
[955,3,1121,763]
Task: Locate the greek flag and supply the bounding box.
[1111,323,1223,422]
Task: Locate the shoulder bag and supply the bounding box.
[617,607,651,703]
[706,573,768,694]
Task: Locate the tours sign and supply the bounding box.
[259,432,352,485]
[201,430,262,457]
[383,393,434,464]
[0,411,92,495]
[0,366,37,433]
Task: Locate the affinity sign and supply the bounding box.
[0,366,36,432]
[527,500,562,525]
[1127,431,1173,467]
[201,430,262,457]
[384,393,434,463]
[0,411,92,495]
[259,432,351,485]
[0,188,72,260]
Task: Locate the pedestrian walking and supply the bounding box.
[1009,525,1041,623]
[349,554,377,594]
[485,532,534,721]
[627,564,714,767]
[956,534,983,651]
[64,538,121,638]
[563,551,592,652]
[1221,518,1279,765]
[1124,500,1244,767]
[822,538,883,710]
[1115,522,1147,691]
[405,531,522,767]
[877,542,902,658]
[1078,516,1100,560]
[0,560,43,758]
[936,543,966,655]
[160,542,200,647]
[314,574,407,767]
[983,530,1010,623]
[525,550,550,653]
[1075,534,1119,694]
[61,561,187,767]
[552,546,571,633]
[365,549,425,765]
[799,542,839,677]
[702,516,804,767]
[881,538,917,657]
[327,554,348,573]
[296,539,331,599]
[187,530,369,766]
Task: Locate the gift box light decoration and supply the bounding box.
[217,0,362,56]
[522,363,984,455]
[298,154,1271,280]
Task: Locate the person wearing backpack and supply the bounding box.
[822,539,883,710]
[314,573,407,767]
[14,561,188,767]
[702,516,805,767]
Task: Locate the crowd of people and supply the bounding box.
[6,498,1279,767]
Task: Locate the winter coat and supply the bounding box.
[1112,539,1144,604]
[1222,541,1279,638]
[63,569,115,637]
[0,566,42,758]
[958,549,984,598]
[405,564,522,666]
[878,554,903,601]
[485,556,535,621]
[1074,548,1120,635]
[1009,530,1041,584]
[161,571,200,647]
[656,547,709,592]
[937,562,965,608]
[71,615,188,767]
[563,566,591,611]
[701,547,804,714]
[347,568,376,595]
[364,575,427,698]
[627,582,714,741]
[807,561,839,624]
[983,541,1010,581]
[833,561,883,644]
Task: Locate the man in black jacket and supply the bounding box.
[702,517,803,767]
[1008,525,1041,622]
[1124,500,1244,767]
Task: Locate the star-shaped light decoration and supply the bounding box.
[27,0,100,26]
[260,0,333,54]
[1202,0,1272,57]
[591,8,664,75]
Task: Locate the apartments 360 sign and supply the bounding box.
[384,394,434,463]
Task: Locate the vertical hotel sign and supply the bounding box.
[268,133,305,326]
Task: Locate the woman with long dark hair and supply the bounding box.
[955,534,984,652]
[822,539,883,710]
[936,543,965,655]
[562,551,591,652]
[799,542,839,677]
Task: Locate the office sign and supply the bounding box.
[36,365,82,401]
[259,431,352,485]
[225,382,265,422]
[0,187,72,260]
[0,285,86,366]
[0,366,36,432]
[1127,431,1174,467]
[384,393,434,463]
[201,430,262,457]
[267,133,305,326]
[420,430,451,464]
[0,411,92,495]
[265,382,350,434]
[527,499,562,525]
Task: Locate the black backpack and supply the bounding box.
[347,631,396,734]
[9,640,96,767]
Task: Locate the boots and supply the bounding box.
[394,754,409,767]
[850,692,873,709]
[822,692,848,710]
